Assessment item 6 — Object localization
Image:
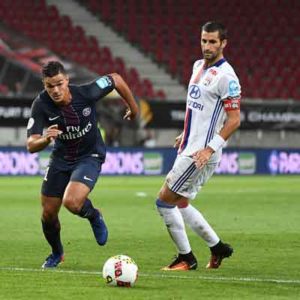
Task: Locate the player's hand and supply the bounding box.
[45,124,62,142]
[174,133,183,148]
[123,108,137,120]
[192,147,214,169]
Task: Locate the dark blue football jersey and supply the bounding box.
[27,75,115,161]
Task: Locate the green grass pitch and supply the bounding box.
[0,175,299,299]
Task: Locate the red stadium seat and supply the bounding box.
[2,0,298,100]
[0,1,165,99]
[78,0,298,100]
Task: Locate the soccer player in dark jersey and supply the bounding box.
[26,61,139,268]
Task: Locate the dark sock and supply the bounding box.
[180,251,197,264]
[78,199,98,220]
[41,219,63,255]
[210,240,224,254]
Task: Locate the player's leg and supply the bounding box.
[156,156,199,270]
[156,183,197,271]
[63,182,108,246]
[41,195,64,268]
[178,199,233,268]
[40,165,69,268]
[63,157,108,246]
[177,163,233,268]
[178,199,219,246]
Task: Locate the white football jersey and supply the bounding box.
[178,58,241,163]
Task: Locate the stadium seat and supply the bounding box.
[80,0,298,100]
[0,83,9,95]
[0,0,164,99]
[1,0,299,100]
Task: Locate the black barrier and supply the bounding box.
[2,97,300,130]
[139,100,300,130]
[0,98,32,126]
[240,102,300,130]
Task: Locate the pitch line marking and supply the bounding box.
[0,266,299,285]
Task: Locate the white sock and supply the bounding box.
[156,201,191,254]
[179,204,219,247]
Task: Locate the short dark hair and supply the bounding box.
[42,61,66,78]
[202,21,227,41]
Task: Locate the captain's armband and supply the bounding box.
[223,97,241,111]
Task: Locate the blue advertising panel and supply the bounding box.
[0,147,177,176]
[215,149,300,175]
[0,147,300,176]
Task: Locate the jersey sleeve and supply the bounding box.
[218,74,241,101]
[27,98,47,137]
[192,60,203,72]
[81,75,115,101]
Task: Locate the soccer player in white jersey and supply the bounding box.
[155,21,241,270]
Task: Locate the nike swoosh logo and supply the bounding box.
[49,116,60,121]
[83,176,93,182]
[189,263,197,269]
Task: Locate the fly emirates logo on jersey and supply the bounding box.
[59,122,92,140]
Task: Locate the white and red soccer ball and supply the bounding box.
[102,255,138,287]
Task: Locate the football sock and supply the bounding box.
[178,251,198,265]
[78,199,98,220]
[77,198,108,245]
[156,199,191,254]
[41,219,63,255]
[178,203,220,247]
[210,240,228,254]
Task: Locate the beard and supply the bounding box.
[202,48,222,65]
[203,51,216,60]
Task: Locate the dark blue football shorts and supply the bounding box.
[41,156,102,198]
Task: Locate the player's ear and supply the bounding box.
[221,39,227,50]
[42,78,48,88]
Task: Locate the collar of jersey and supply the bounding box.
[204,58,226,70]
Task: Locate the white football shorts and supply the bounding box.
[166,155,217,200]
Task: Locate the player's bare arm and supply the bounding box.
[109,73,139,120]
[217,109,241,141]
[27,124,62,153]
[193,109,240,169]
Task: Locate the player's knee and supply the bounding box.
[158,185,170,201]
[177,199,189,208]
[63,196,82,214]
[158,185,181,204]
[42,210,58,222]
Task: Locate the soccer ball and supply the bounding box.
[102,255,138,287]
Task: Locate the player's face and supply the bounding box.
[43,73,70,105]
[201,31,227,65]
